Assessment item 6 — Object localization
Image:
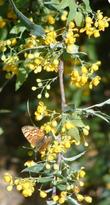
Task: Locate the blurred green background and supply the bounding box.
[0,0,110,205]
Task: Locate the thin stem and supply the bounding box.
[58,60,66,112]
[52,60,66,196]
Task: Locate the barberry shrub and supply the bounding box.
[1,0,110,204]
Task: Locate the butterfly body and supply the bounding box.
[22,126,51,152]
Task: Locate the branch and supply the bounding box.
[52,61,66,196]
[58,60,66,112]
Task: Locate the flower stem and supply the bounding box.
[58,60,66,112]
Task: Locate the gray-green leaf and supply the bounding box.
[67,196,81,205]
[63,151,86,162]
[38,176,53,183]
[15,67,30,91]
[82,0,92,13]
[68,127,80,142]
[22,163,44,173]
[9,0,45,37]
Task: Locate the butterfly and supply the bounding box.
[21,125,51,152]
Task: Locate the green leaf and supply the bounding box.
[57,184,67,191]
[67,196,80,205]
[71,115,85,128]
[9,0,45,37]
[67,0,77,23]
[63,151,86,162]
[60,0,77,23]
[82,0,92,13]
[22,163,44,173]
[37,176,53,183]
[48,0,77,23]
[10,25,26,34]
[0,28,8,40]
[15,67,30,91]
[44,0,60,10]
[68,127,80,142]
[74,12,84,27]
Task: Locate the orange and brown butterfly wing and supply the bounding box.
[39,136,52,152]
[21,126,45,148]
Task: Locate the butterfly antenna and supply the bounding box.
[27,99,36,126]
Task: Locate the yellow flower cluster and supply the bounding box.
[34,101,48,121]
[2,55,19,78]
[0,17,6,28]
[24,35,38,49]
[41,136,74,161]
[41,120,57,135]
[64,22,79,53]
[52,191,67,204]
[3,64,18,78]
[0,38,17,52]
[46,15,55,25]
[76,167,86,180]
[4,173,14,191]
[14,178,36,197]
[25,52,43,73]
[44,29,57,45]
[62,120,75,132]
[25,52,59,73]
[76,194,92,203]
[4,173,36,197]
[70,61,101,88]
[80,10,110,37]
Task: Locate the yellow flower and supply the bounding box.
[3,64,18,76]
[79,169,86,178]
[81,66,88,74]
[84,196,92,203]
[60,191,67,197]
[86,16,93,24]
[69,21,75,29]
[53,163,59,170]
[90,76,101,88]
[83,127,89,136]
[7,185,13,191]
[24,160,36,167]
[0,17,6,28]
[34,101,48,121]
[93,29,100,38]
[14,178,36,197]
[80,11,110,38]
[47,15,55,24]
[52,195,59,202]
[61,10,68,21]
[90,61,101,73]
[59,197,66,204]
[77,194,84,202]
[44,30,57,45]
[45,163,51,169]
[40,190,47,198]
[4,173,13,183]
